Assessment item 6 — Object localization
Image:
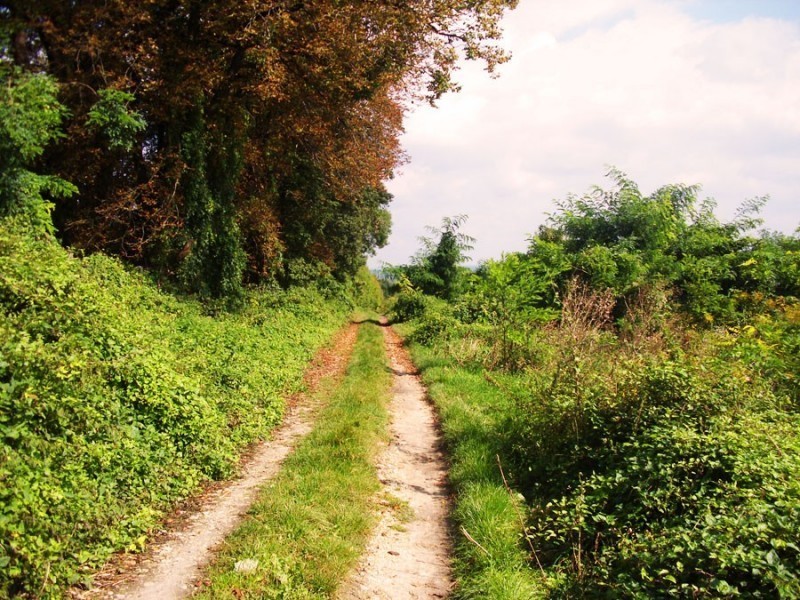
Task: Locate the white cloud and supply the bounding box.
[371,0,800,267]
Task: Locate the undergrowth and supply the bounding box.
[0,223,352,597]
[195,320,391,598]
[398,281,800,598]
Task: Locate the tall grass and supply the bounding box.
[396,324,547,600]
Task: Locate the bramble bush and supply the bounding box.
[521,349,800,598]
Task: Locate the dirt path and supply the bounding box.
[338,324,453,600]
[79,324,359,600]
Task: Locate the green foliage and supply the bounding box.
[320,186,392,278]
[722,301,800,402]
[178,108,246,299]
[522,351,800,598]
[457,254,559,370]
[0,67,76,234]
[407,296,460,346]
[398,333,547,599]
[390,215,474,300]
[351,266,384,313]
[85,89,146,152]
[549,169,695,298]
[526,170,796,324]
[388,275,429,322]
[0,224,348,597]
[391,170,800,597]
[737,231,800,300]
[427,215,474,300]
[554,170,696,260]
[0,69,65,164]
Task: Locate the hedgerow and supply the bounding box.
[387,176,800,597]
[0,221,349,597]
[399,291,800,598]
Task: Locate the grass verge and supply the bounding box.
[196,320,392,598]
[395,324,547,600]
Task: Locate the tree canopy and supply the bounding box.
[390,214,475,300]
[0,0,517,295]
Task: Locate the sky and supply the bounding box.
[369,0,800,268]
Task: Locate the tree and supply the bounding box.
[0,64,76,234]
[529,169,792,323]
[426,215,475,299]
[394,215,474,299]
[1,0,518,295]
[470,253,557,368]
[550,168,700,292]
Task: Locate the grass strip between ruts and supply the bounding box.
[196,318,392,599]
[395,324,548,600]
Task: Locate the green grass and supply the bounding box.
[196,320,392,598]
[395,324,547,600]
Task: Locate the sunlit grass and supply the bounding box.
[196,320,391,598]
[397,324,547,600]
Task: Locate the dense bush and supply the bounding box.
[403,297,800,598]
[521,347,800,598]
[0,68,76,235]
[523,172,798,325]
[0,222,349,597]
[406,297,461,346]
[388,275,430,322]
[350,266,386,313]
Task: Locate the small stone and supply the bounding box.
[388,550,400,556]
[234,558,259,573]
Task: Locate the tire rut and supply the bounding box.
[338,324,454,599]
[76,323,359,600]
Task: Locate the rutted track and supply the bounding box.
[339,324,454,599]
[78,324,359,600]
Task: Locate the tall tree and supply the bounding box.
[1,0,517,295]
[397,215,475,299]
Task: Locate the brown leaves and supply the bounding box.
[12,0,515,282]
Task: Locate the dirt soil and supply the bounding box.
[75,323,359,600]
[338,324,454,599]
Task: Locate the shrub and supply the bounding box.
[351,266,384,313]
[517,348,800,598]
[408,297,461,346]
[389,275,429,322]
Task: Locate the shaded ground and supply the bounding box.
[338,324,454,599]
[74,324,359,600]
